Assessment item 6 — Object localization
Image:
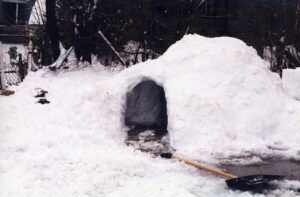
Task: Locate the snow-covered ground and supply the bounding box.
[0,35,300,196]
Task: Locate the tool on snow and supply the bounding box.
[161,153,284,193]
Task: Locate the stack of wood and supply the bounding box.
[0,25,29,44]
[0,89,14,96]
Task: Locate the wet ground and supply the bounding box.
[126,130,300,182]
[221,160,300,180]
[126,129,172,155]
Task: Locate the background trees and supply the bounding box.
[45,0,60,62]
[43,0,300,73]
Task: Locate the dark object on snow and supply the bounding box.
[161,153,285,193]
[37,98,50,104]
[222,159,300,182]
[125,80,168,136]
[49,66,57,71]
[0,90,15,96]
[34,89,48,98]
[226,174,284,193]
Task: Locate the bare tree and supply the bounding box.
[46,0,60,61]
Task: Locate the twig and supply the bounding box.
[185,0,206,35]
[98,30,126,66]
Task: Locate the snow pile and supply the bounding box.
[109,35,300,163]
[0,67,235,197]
[283,68,300,100]
[0,35,300,197]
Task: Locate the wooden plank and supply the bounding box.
[4,71,17,74]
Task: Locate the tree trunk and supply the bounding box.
[46,0,60,61]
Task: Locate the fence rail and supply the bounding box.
[0,25,29,44]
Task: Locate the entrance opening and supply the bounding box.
[124,79,169,154]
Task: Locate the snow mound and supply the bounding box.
[108,35,300,163]
[283,68,300,101]
[1,35,300,197]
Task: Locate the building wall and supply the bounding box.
[0,1,5,24]
[0,0,35,25]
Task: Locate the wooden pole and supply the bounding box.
[16,3,19,24]
[172,155,237,179]
[98,30,126,66]
[0,42,5,90]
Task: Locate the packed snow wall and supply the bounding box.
[283,68,300,101]
[109,34,300,163]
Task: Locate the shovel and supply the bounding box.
[161,153,284,193]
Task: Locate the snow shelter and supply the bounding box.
[125,80,168,136]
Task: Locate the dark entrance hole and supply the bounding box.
[124,79,169,154]
[125,79,168,136]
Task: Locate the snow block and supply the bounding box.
[125,80,168,135]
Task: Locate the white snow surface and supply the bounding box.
[283,68,300,101]
[0,35,300,196]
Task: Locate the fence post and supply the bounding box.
[28,40,33,72]
[0,41,5,90]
